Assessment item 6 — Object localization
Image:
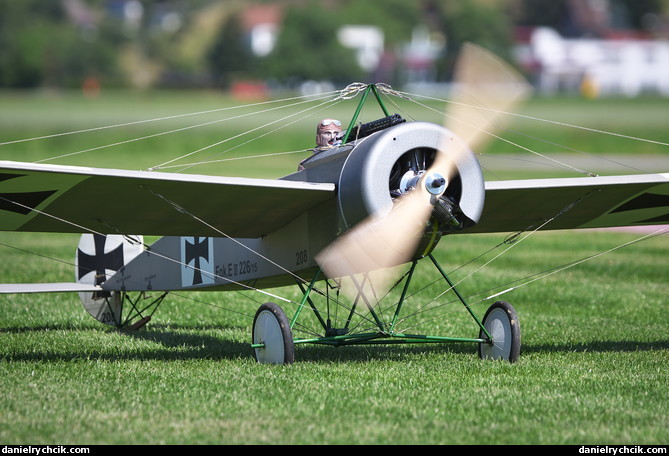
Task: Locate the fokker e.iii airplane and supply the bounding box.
[0,44,667,364]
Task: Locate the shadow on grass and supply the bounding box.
[0,322,251,362]
[521,339,669,354]
[2,322,668,363]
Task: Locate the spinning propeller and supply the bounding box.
[316,43,530,296]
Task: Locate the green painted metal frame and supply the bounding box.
[288,253,493,349]
[340,84,391,144]
[273,84,493,351]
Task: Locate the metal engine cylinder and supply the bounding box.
[337,121,485,232]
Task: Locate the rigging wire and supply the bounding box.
[1,83,667,337]
[399,89,669,149]
[397,90,598,176]
[28,92,337,166]
[0,238,262,322]
[137,181,384,338]
[397,226,669,335]
[475,226,668,303]
[0,194,301,308]
[167,95,345,173]
[0,90,340,149]
[141,184,315,291]
[153,149,307,171]
[393,192,596,331]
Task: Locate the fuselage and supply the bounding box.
[103,121,485,292]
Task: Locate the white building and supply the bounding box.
[528,27,669,97]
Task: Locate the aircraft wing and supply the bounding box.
[470,173,669,234]
[0,161,335,238]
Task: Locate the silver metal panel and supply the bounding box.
[103,209,334,292]
[337,122,485,229]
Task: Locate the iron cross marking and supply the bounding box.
[610,192,669,224]
[77,234,124,297]
[185,237,209,285]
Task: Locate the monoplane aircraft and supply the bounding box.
[0,44,667,364]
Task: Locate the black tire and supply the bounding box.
[478,300,521,363]
[252,302,295,364]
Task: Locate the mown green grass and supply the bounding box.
[0,90,667,445]
[0,230,667,445]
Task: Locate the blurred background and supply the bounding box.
[2,0,669,99]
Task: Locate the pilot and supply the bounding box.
[298,118,343,171]
[315,118,342,148]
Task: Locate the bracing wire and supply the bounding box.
[1,89,341,170]
[396,226,669,335]
[1,83,667,334]
[0,194,301,308]
[166,95,345,173]
[0,90,340,148]
[35,92,336,166]
[399,89,669,149]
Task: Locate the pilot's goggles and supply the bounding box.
[320,119,341,127]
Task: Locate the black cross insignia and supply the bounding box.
[77,234,124,298]
[185,237,209,286]
[610,192,669,224]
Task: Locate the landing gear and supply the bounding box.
[252,302,295,364]
[250,255,521,365]
[478,301,521,363]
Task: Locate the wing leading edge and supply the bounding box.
[470,173,669,234]
[1,162,666,238]
[0,161,335,238]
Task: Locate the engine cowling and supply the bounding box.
[337,121,485,234]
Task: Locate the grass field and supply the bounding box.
[0,90,667,445]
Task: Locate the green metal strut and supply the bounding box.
[290,269,321,330]
[428,253,492,341]
[341,84,391,144]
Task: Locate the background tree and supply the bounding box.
[0,0,124,88]
[433,0,516,80]
[207,12,254,89]
[258,3,363,86]
[2,0,668,90]
[0,1,65,87]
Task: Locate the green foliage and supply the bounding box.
[0,0,125,89]
[258,3,363,85]
[434,0,516,78]
[207,12,254,88]
[5,0,669,90]
[0,1,432,89]
[0,1,60,87]
[335,0,423,45]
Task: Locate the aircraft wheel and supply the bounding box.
[478,301,520,363]
[252,302,295,364]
